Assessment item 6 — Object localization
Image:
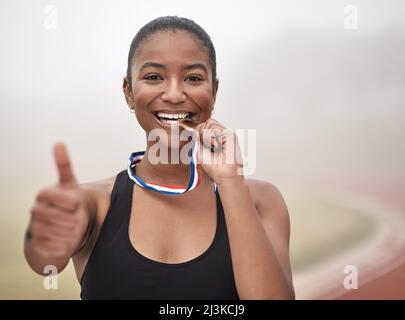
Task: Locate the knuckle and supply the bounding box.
[31,203,51,222]
[30,204,40,219]
[35,191,45,203]
[36,186,52,201]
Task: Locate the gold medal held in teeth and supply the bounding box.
[179,118,200,132]
[179,118,221,153]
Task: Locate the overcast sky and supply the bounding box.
[1,0,404,190]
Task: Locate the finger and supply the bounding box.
[211,129,222,152]
[199,127,221,151]
[32,223,75,241]
[31,203,78,228]
[37,188,81,212]
[194,120,226,153]
[30,238,71,258]
[53,142,77,187]
[196,137,216,166]
[30,220,78,246]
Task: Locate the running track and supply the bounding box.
[325,177,405,300]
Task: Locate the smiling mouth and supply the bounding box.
[153,111,195,125]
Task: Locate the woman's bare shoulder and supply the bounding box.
[245,177,280,197]
[79,175,117,200]
[245,178,288,216]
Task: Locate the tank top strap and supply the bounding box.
[214,183,226,241]
[94,170,132,246]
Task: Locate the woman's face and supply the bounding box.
[123,30,218,148]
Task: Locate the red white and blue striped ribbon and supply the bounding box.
[127,140,214,195]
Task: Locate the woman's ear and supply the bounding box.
[123,77,135,110]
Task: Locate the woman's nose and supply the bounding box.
[161,79,186,104]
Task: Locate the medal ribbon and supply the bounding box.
[127,140,211,195]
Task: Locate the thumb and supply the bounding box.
[53,142,78,187]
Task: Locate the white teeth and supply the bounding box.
[156,112,190,120]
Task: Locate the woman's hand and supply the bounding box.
[26,143,90,259]
[194,118,244,185]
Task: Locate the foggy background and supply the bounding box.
[1,0,404,299]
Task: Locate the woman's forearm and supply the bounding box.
[217,177,294,300]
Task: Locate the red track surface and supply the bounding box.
[326,177,405,300]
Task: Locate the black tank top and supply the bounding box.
[80,169,240,300]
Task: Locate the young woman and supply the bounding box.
[24,16,295,300]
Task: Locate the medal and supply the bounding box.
[178,118,200,132]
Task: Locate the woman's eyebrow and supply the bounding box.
[139,62,208,74]
[140,62,165,71]
[181,63,208,74]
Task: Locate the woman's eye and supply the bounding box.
[186,76,202,82]
[144,74,162,81]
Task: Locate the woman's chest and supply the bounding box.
[128,187,218,264]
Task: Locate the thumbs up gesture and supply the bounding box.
[27,143,89,258]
